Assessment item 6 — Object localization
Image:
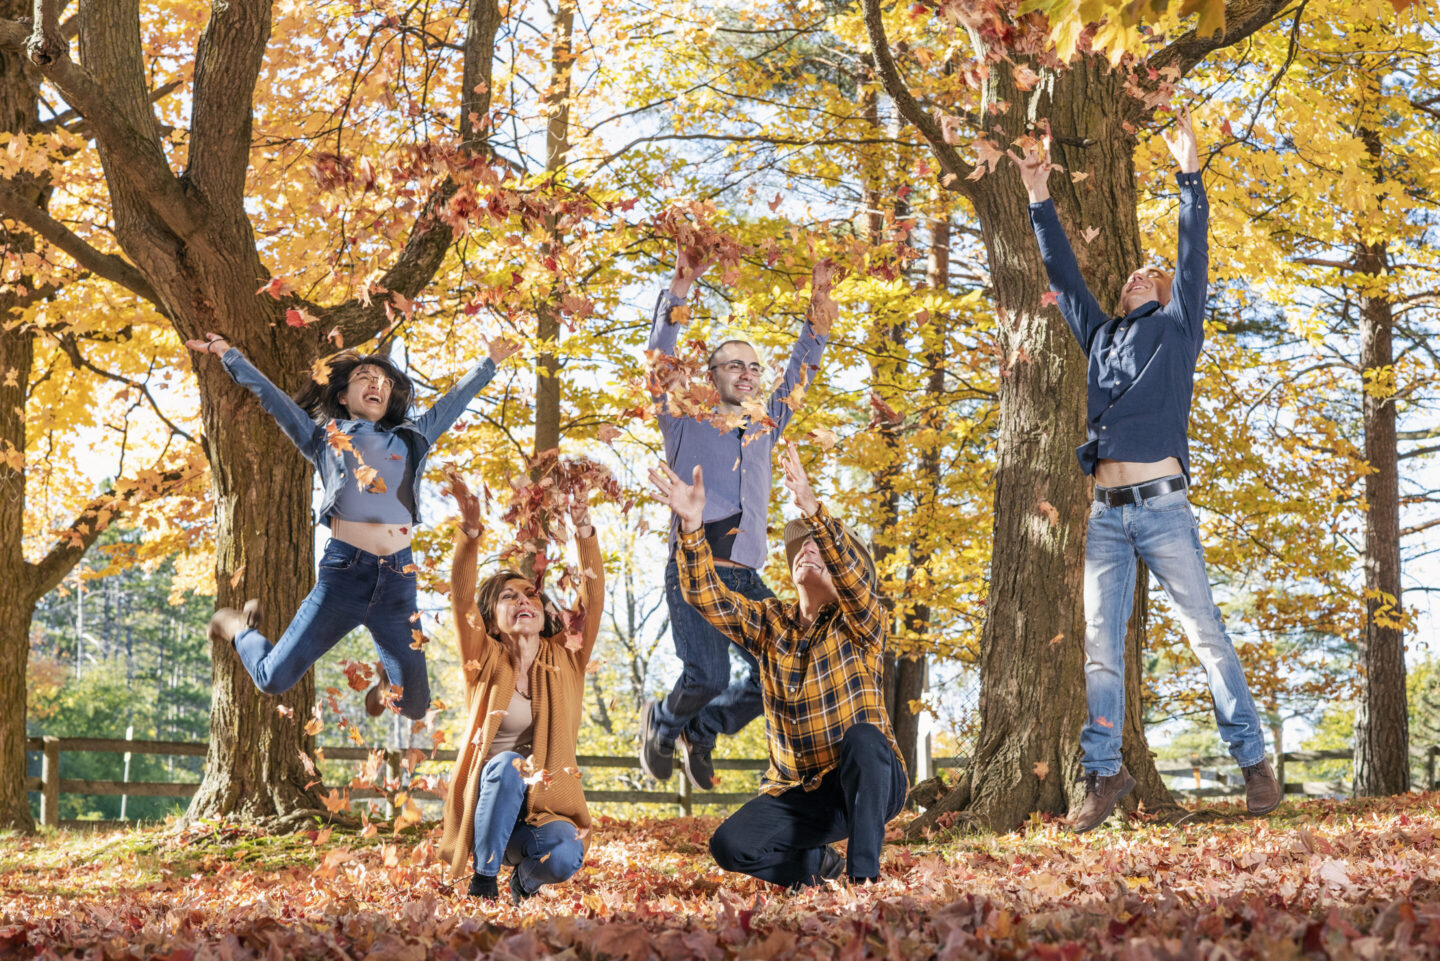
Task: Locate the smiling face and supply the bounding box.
[1119,265,1174,315]
[339,364,394,422]
[491,577,543,639]
[789,537,835,593]
[706,341,762,407]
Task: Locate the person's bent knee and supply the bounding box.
[253,673,294,696]
[549,839,584,881]
[841,722,888,757]
[709,824,745,873]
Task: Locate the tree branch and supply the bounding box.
[24,462,199,604]
[858,0,975,196]
[186,0,270,208]
[0,180,161,305]
[55,333,194,442]
[1145,0,1297,89]
[25,0,65,65]
[322,0,503,346]
[0,18,205,241]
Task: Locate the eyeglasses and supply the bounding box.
[351,373,393,390]
[709,360,765,376]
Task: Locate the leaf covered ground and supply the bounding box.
[4,793,1440,960]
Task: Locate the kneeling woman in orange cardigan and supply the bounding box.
[437,474,605,902]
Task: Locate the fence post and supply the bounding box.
[678,775,692,818]
[385,751,401,818]
[41,737,60,828]
[1428,746,1437,792]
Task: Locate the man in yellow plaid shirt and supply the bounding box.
[649,443,907,887]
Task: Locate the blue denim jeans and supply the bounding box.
[472,752,585,894]
[653,557,774,750]
[234,539,430,719]
[709,723,907,887]
[1082,481,1267,775]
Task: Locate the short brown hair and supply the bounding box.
[473,569,563,669]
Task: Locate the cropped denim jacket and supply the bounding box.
[220,348,496,526]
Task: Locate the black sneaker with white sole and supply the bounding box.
[638,697,674,781]
[676,733,716,790]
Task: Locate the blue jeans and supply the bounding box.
[653,557,773,750]
[709,723,907,887]
[1082,481,1266,775]
[472,752,585,894]
[234,539,430,719]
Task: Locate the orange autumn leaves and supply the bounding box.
[8,793,1440,959]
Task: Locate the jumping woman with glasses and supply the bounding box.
[187,331,519,719]
[637,241,840,792]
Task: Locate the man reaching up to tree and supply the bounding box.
[650,443,906,887]
[1013,109,1280,831]
[638,241,838,792]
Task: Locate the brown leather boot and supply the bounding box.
[208,599,261,648]
[1067,765,1136,833]
[365,660,391,717]
[1243,759,1281,815]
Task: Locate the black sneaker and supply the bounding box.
[509,867,534,905]
[676,733,716,790]
[638,697,674,781]
[468,873,499,899]
[818,845,844,882]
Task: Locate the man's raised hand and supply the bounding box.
[1008,134,1057,204]
[781,442,820,517]
[806,258,843,336]
[669,240,717,302]
[648,463,706,533]
[1161,107,1200,174]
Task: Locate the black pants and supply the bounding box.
[709,723,907,887]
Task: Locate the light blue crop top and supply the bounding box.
[330,421,417,524]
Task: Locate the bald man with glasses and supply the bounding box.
[639,244,838,792]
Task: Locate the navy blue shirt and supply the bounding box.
[1029,172,1209,479]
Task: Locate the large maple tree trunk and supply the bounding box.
[0,0,502,822]
[1351,136,1408,794]
[0,325,36,831]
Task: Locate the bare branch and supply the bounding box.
[858,0,975,195]
[187,0,270,207]
[55,333,194,442]
[0,181,160,305]
[25,0,65,65]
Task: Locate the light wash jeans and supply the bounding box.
[473,752,584,894]
[1081,480,1266,775]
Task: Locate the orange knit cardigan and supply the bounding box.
[437,528,605,879]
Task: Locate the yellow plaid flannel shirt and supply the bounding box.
[677,503,904,795]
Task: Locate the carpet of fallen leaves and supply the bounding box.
[5,793,1440,960]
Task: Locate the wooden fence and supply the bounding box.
[23,735,1440,829]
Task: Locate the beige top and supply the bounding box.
[437,528,606,879]
[487,692,535,760]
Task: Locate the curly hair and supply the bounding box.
[293,352,414,428]
[474,569,564,670]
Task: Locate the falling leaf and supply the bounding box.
[1038,500,1059,525]
[229,565,246,589]
[1040,291,1059,308]
[1097,715,1114,728]
[1082,227,1101,244]
[1033,761,1050,781]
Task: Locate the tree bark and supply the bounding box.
[1351,128,1408,796]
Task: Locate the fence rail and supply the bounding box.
[24,736,1438,828]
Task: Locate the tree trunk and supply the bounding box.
[1352,124,1408,795]
[0,322,36,831]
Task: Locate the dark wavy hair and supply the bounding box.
[474,568,564,670]
[293,352,414,428]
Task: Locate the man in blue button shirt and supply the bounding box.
[1014,110,1280,830]
[638,242,837,791]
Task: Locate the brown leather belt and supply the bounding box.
[1095,475,1187,507]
